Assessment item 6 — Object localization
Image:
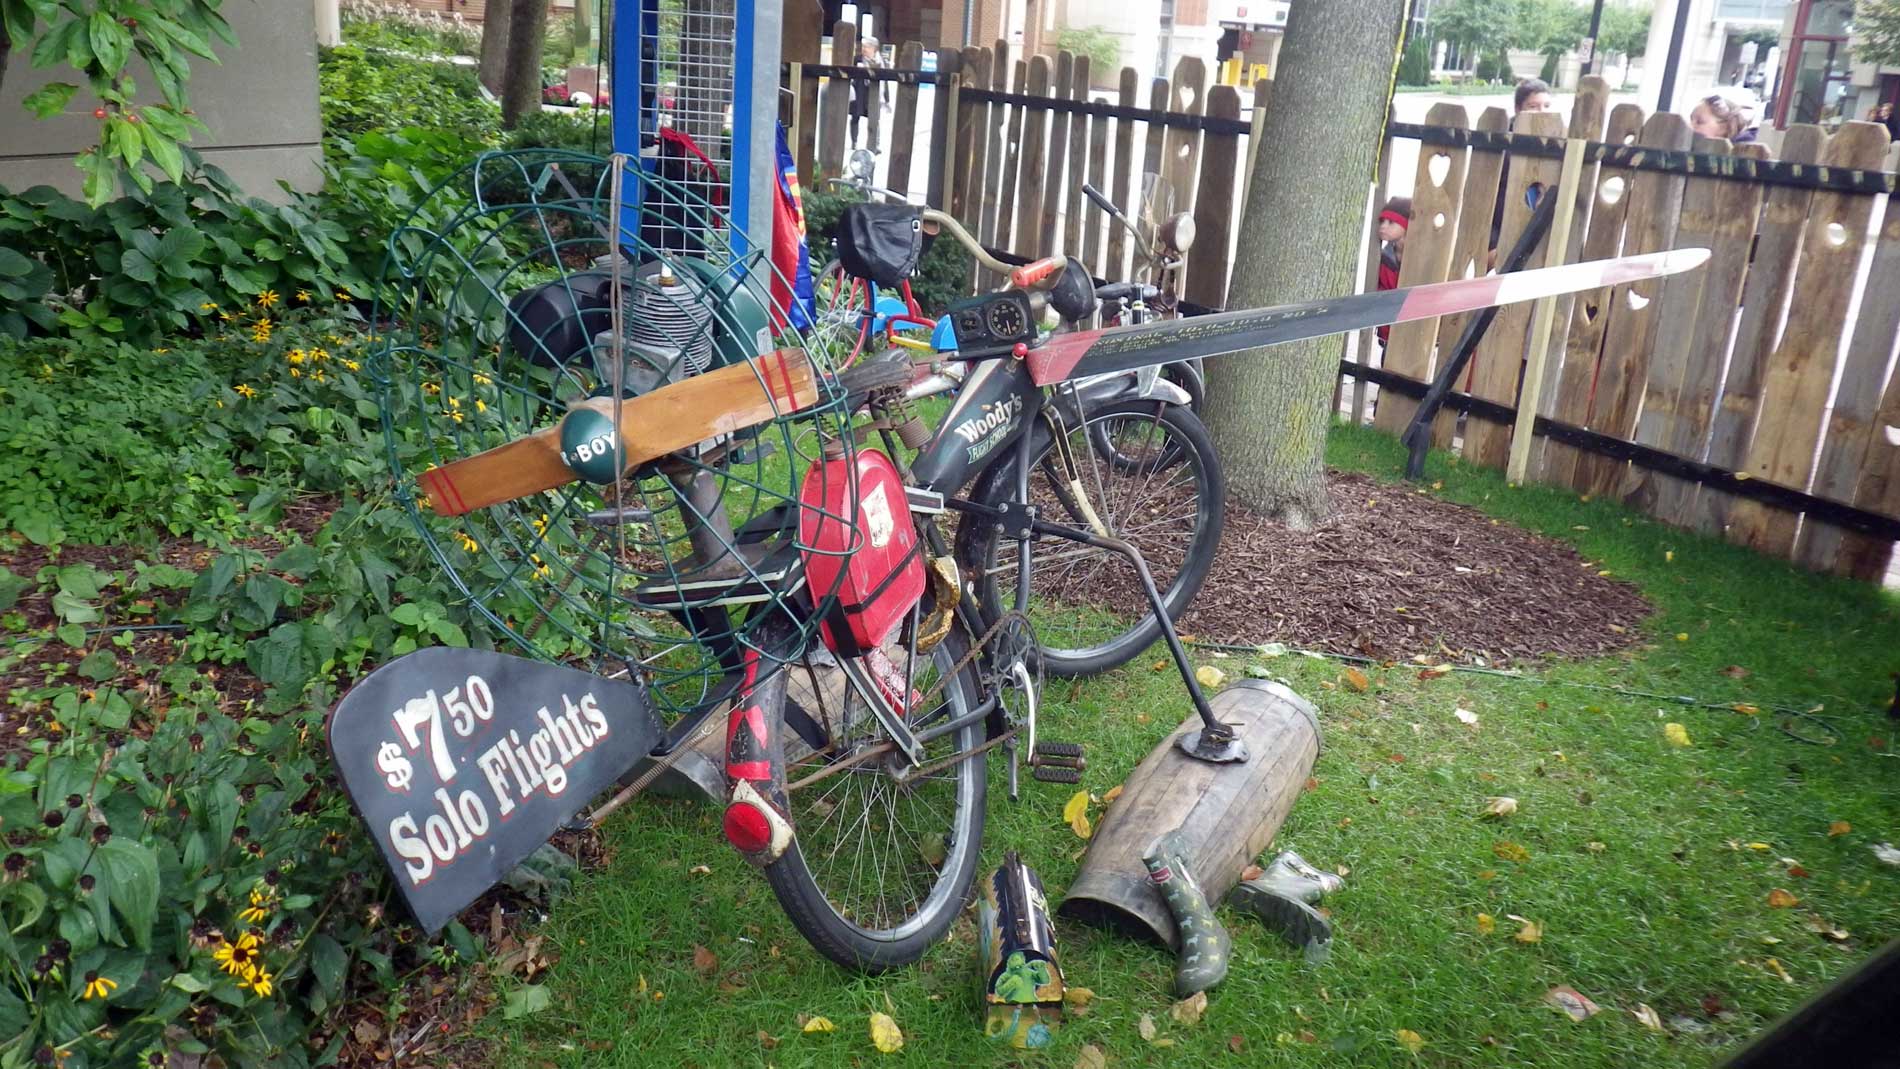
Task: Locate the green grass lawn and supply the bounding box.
[486,422,1900,1067]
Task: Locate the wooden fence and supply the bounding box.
[785,30,1269,311]
[784,42,1900,582]
[1351,77,1900,581]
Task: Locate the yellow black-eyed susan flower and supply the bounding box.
[213,932,260,976]
[256,289,279,309]
[81,970,117,1000]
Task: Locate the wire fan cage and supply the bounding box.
[370,149,857,719]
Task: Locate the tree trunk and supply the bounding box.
[480,0,516,97]
[572,0,592,61]
[501,0,549,129]
[1200,0,1409,528]
[1,22,14,100]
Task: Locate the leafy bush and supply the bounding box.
[1399,36,1432,87]
[340,1,482,56]
[318,44,500,147]
[1539,51,1560,84]
[1055,27,1123,74]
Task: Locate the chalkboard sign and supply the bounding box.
[327,647,665,934]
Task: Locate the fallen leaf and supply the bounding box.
[1761,935,1783,945]
[1388,753,1407,763]
[1228,1034,1245,1053]
[1544,986,1601,1021]
[1676,633,1690,642]
[1666,550,1676,563]
[1241,864,1265,881]
[1477,869,1496,879]
[1103,784,1124,804]
[1764,957,1793,983]
[1787,864,1810,879]
[1828,821,1851,837]
[1493,841,1531,863]
[1732,703,1760,715]
[1663,722,1692,747]
[1803,914,1851,942]
[501,984,552,1020]
[868,1012,904,1053]
[1074,1044,1107,1069]
[1586,841,1607,853]
[801,1015,836,1033]
[1304,777,1320,792]
[1138,1013,1174,1045]
[1767,888,1800,908]
[1064,987,1096,1015]
[691,945,718,977]
[689,864,712,876]
[1748,842,1773,851]
[1721,665,1750,679]
[1196,665,1227,688]
[1258,642,1289,657]
[1482,797,1518,819]
[1455,707,1479,727]
[1510,916,1544,943]
[1343,667,1371,693]
[1170,991,1209,1026]
[1063,790,1093,840]
[1632,1004,1665,1031]
[1476,913,1496,935]
[758,1031,780,1049]
[1395,1029,1425,1054]
[635,975,648,997]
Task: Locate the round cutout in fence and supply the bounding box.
[1825,221,1848,247]
[1428,153,1452,188]
[1626,289,1651,311]
[1599,175,1626,205]
[1177,143,1191,158]
[1433,211,1447,229]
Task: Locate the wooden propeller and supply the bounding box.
[416,349,818,517]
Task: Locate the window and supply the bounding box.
[1773,0,1854,128]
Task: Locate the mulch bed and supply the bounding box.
[1177,470,1652,665]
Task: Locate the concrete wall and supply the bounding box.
[0,2,324,201]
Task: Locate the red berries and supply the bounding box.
[93,107,107,120]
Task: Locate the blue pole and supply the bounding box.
[730,0,756,258]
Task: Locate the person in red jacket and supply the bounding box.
[1375,196,1411,345]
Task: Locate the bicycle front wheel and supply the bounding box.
[762,623,988,971]
[956,399,1225,678]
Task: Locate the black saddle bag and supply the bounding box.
[836,203,928,287]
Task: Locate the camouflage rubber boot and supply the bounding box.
[1257,850,1343,903]
[1228,852,1340,965]
[1142,831,1231,997]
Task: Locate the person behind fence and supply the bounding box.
[1489,79,1555,266]
[1689,89,1760,145]
[850,36,891,152]
[1375,196,1411,346]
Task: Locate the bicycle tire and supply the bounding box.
[761,622,988,971]
[955,399,1224,678]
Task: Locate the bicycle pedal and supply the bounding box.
[1032,740,1085,769]
[1031,765,1082,784]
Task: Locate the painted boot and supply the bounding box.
[1142,830,1231,997]
[1227,850,1342,964]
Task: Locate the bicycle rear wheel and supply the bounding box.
[956,399,1224,678]
[762,622,988,971]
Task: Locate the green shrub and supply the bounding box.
[1055,27,1122,74]
[318,44,499,147]
[1399,36,1432,86]
[340,7,482,57]
[1539,51,1560,85]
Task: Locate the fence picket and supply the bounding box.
[1185,85,1242,309]
[1462,111,1566,471]
[994,58,1029,255]
[1082,73,1110,274]
[1573,112,1693,496]
[1538,103,1645,488]
[886,40,924,197]
[818,21,855,179]
[1525,77,1610,475]
[1016,55,1052,259]
[1798,149,1900,572]
[1062,56,1091,257]
[1833,143,1900,580]
[1039,52,1075,258]
[1106,67,1140,282]
[1431,105,1508,448]
[1725,122,1892,558]
[1162,57,1207,220]
[1371,102,1469,437]
[976,40,1012,286]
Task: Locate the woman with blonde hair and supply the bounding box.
[1690,89,1759,144]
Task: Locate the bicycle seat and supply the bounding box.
[1095,281,1159,304]
[837,203,928,287]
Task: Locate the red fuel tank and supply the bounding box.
[798,446,925,655]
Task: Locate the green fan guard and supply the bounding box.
[369,149,859,720]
